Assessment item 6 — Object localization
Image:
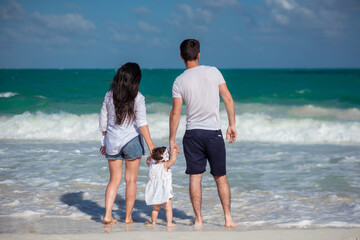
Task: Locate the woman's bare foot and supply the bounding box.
[225,219,239,228]
[104,216,117,224]
[167,223,176,227]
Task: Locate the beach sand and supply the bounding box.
[1,228,359,240]
[0,217,359,240]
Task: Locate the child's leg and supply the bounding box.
[163,198,176,226]
[151,204,161,224]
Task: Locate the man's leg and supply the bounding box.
[189,173,203,225]
[213,175,239,227]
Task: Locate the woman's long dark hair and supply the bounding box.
[111,62,141,125]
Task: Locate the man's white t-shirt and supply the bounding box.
[172,65,225,130]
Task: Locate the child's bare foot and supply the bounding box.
[225,219,239,228]
[104,217,117,224]
[167,223,176,227]
[125,218,134,224]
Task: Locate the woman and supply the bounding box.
[99,62,155,224]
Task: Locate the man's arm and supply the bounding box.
[219,83,237,143]
[169,97,182,153]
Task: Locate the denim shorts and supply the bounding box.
[183,129,226,176]
[106,135,145,160]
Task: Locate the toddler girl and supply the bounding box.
[145,147,177,226]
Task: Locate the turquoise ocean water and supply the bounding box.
[0,69,360,232]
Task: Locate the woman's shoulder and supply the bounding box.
[105,90,113,97]
[136,91,144,99]
[103,91,113,103]
[134,91,145,103]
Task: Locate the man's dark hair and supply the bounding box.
[180,39,200,62]
[151,146,167,161]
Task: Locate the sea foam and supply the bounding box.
[234,112,360,144]
[0,92,18,98]
[0,108,359,145]
[288,105,360,120]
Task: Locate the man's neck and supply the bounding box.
[185,60,200,69]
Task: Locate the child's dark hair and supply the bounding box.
[151,147,167,162]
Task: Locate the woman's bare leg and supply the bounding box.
[124,157,141,223]
[104,159,123,224]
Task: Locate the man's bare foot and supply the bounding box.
[125,218,134,224]
[190,220,202,226]
[144,221,156,225]
[167,223,176,227]
[104,217,117,224]
[225,219,239,228]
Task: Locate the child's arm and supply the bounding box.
[164,149,177,171]
[146,155,151,167]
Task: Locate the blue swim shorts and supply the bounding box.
[182,129,226,176]
[106,135,145,160]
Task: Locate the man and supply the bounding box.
[169,39,239,227]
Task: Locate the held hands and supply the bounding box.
[171,147,178,157]
[226,126,237,143]
[170,141,179,155]
[146,144,157,167]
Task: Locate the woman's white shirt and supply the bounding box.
[99,91,148,155]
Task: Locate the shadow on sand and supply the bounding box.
[60,192,192,223]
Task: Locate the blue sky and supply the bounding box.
[0,0,359,68]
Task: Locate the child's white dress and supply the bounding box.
[145,161,173,205]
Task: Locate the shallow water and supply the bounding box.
[0,139,359,230]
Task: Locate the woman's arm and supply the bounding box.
[135,94,156,153]
[99,131,107,155]
[99,93,108,155]
[139,125,156,153]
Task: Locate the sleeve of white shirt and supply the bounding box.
[98,92,109,132]
[172,78,182,98]
[135,92,148,127]
[214,67,226,85]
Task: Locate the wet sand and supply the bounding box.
[0,216,359,240]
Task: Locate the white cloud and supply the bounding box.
[134,6,151,15]
[274,0,295,10]
[273,12,288,25]
[137,21,161,33]
[0,0,24,20]
[1,26,71,45]
[261,0,360,39]
[178,4,212,24]
[32,12,96,32]
[112,32,129,42]
[168,4,213,33]
[197,0,240,7]
[0,2,96,46]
